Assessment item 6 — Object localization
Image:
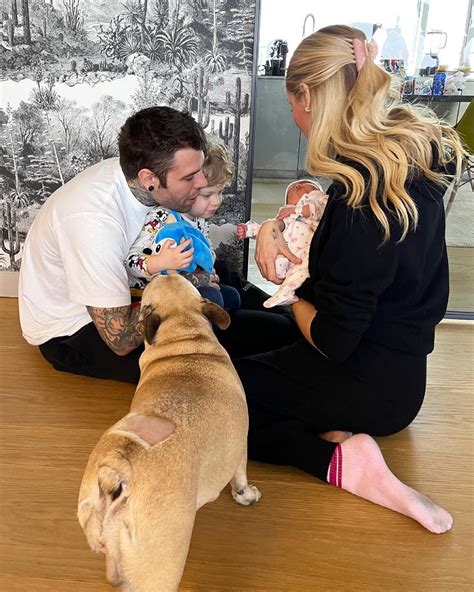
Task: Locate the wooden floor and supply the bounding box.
[0,298,473,592]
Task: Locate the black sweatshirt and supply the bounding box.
[296,161,452,364]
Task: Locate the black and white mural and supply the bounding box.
[0,0,256,286]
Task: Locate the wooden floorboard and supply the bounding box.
[0,297,473,591]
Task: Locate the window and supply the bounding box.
[258,0,472,75]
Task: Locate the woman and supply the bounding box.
[234,25,463,533]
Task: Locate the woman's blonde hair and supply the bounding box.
[286,24,464,240]
[203,139,234,187]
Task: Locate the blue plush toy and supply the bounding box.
[152,210,214,275]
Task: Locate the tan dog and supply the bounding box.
[78,274,261,591]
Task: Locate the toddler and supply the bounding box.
[126,140,240,310]
[237,179,327,307]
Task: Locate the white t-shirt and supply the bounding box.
[18,158,152,345]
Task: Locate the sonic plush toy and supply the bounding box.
[152,210,214,275]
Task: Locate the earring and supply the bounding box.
[148,185,154,192]
[305,107,311,112]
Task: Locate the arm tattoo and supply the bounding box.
[271,227,278,240]
[87,304,144,356]
[182,269,211,288]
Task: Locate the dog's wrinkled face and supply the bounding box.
[139,275,230,345]
[78,414,177,587]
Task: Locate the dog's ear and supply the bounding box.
[98,465,126,505]
[78,452,131,555]
[139,304,161,345]
[98,464,129,587]
[77,493,104,554]
[201,300,231,330]
[78,449,132,582]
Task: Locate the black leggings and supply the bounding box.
[233,339,426,481]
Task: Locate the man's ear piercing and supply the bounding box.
[305,107,311,112]
[148,185,154,192]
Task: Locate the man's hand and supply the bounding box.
[255,219,301,284]
[182,268,212,288]
[209,269,220,290]
[87,304,143,356]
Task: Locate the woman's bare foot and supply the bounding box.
[320,430,353,443]
[328,433,453,534]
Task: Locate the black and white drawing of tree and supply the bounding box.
[0,0,257,274]
[53,98,87,155]
[21,0,31,45]
[86,96,128,160]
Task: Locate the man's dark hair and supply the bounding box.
[118,106,207,188]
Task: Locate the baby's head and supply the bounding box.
[285,180,320,205]
[189,140,234,219]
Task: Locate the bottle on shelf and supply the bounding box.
[432,65,447,96]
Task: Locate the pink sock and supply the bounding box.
[327,443,342,488]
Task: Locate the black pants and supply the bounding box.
[39,283,299,384]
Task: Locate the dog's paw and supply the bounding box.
[232,484,262,506]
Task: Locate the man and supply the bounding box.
[18,106,208,383]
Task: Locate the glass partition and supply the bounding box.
[249,0,473,316]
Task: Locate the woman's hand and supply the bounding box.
[146,238,194,274]
[255,219,301,284]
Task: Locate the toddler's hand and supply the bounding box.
[147,238,194,274]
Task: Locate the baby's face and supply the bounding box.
[189,185,224,219]
[286,182,317,205]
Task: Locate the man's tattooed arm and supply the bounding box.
[87,304,144,356]
[182,269,211,288]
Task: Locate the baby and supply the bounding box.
[237,179,328,307]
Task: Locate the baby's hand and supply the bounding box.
[236,223,248,240]
[276,206,296,220]
[147,238,194,274]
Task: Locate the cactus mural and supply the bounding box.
[219,116,234,146]
[0,191,28,271]
[1,201,21,271]
[225,77,250,192]
[187,66,211,129]
[0,0,257,284]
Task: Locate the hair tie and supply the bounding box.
[352,38,378,72]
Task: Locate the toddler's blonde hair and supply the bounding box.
[203,139,234,187]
